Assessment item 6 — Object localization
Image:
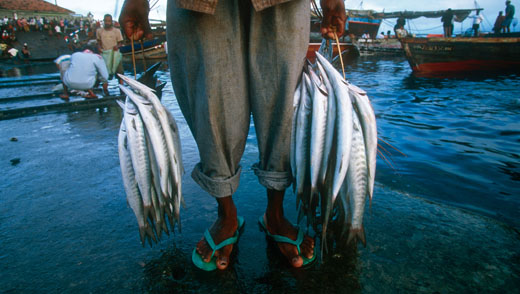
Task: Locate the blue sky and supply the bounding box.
[49,0,518,34]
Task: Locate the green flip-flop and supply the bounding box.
[192,216,245,271]
[258,215,316,267]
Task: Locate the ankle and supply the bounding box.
[217,196,237,219]
[266,189,285,221]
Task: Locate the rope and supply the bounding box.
[333,30,346,80]
[140,40,147,70]
[130,35,137,78]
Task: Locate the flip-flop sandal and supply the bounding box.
[192,216,245,271]
[258,215,316,267]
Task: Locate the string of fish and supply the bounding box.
[290,52,377,257]
[117,75,184,246]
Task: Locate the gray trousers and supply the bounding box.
[167,0,309,198]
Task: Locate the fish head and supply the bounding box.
[123,97,138,115]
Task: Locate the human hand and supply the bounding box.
[119,0,153,40]
[320,0,347,39]
[113,45,119,51]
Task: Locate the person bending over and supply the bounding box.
[55,45,109,101]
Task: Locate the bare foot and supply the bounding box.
[264,213,315,268]
[83,90,98,99]
[59,94,69,101]
[196,216,238,270]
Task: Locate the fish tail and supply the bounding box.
[347,225,366,247]
[165,210,176,233]
[145,224,156,246]
[138,226,146,247]
[161,220,170,236]
[154,220,162,240]
[297,203,305,224]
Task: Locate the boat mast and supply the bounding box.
[114,0,120,19]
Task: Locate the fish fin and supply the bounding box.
[180,195,186,209]
[161,219,170,236]
[138,226,146,247]
[137,62,161,86]
[295,191,301,210]
[145,224,156,246]
[347,225,366,247]
[116,99,125,109]
[297,203,305,224]
[154,220,162,240]
[167,212,176,233]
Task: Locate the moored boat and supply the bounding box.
[120,38,167,61]
[310,9,383,42]
[306,42,359,63]
[399,35,520,74]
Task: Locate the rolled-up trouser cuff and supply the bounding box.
[191,163,242,198]
[252,163,292,191]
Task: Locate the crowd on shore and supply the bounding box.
[0,14,110,38]
[0,13,124,60]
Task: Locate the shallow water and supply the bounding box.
[0,58,519,293]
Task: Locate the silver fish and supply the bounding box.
[315,59,337,187]
[309,67,329,198]
[294,73,313,212]
[290,76,302,188]
[316,52,353,204]
[123,98,155,224]
[346,110,368,247]
[118,119,155,245]
[348,83,377,202]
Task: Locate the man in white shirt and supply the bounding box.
[7,47,18,59]
[55,46,109,101]
[471,10,484,37]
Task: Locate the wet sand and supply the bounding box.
[1,60,519,293]
[0,98,518,293]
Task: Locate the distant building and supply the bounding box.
[0,0,75,19]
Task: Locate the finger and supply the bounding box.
[320,14,333,38]
[334,19,345,36]
[123,22,136,39]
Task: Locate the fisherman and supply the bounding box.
[503,0,515,33]
[494,11,506,34]
[441,8,454,37]
[120,0,346,270]
[55,45,109,101]
[21,43,30,59]
[96,14,124,84]
[6,45,18,60]
[470,10,483,37]
[394,17,405,36]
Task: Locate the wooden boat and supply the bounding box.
[122,44,167,61]
[311,9,383,42]
[399,36,520,73]
[356,38,403,55]
[306,42,359,63]
[120,38,167,61]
